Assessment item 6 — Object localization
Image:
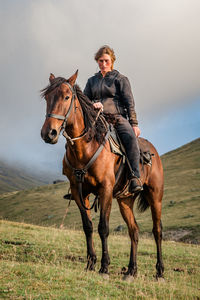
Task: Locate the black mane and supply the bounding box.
[40,77,107,143]
[40,77,68,98]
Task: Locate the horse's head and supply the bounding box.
[41,70,78,144]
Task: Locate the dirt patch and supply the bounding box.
[65,254,85,262]
[163,229,192,242]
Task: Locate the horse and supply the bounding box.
[40,71,164,280]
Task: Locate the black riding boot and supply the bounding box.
[115,116,143,194]
[129,177,143,193]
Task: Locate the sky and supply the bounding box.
[0,0,200,178]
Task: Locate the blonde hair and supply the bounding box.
[94,45,116,70]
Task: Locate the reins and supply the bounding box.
[62,105,103,145]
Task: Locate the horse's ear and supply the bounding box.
[49,73,55,84]
[68,70,78,86]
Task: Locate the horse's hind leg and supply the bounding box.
[151,199,164,278]
[147,186,164,278]
[72,188,97,271]
[117,197,139,278]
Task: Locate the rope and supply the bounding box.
[60,189,72,229]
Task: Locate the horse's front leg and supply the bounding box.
[98,187,113,275]
[71,187,97,271]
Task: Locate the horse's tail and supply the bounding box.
[136,184,150,213]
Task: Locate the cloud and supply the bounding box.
[0,0,199,173]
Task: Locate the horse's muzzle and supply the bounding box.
[41,128,59,144]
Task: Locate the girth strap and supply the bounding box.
[64,130,110,210]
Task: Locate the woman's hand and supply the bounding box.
[93,102,103,111]
[133,126,141,137]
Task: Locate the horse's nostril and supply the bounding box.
[51,129,57,137]
[49,129,58,139]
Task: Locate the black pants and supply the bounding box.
[115,115,140,178]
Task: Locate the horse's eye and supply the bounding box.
[65,96,70,100]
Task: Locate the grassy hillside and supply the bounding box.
[160,138,200,242]
[0,160,53,194]
[0,220,199,299]
[0,138,199,243]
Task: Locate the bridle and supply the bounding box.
[47,81,75,124]
[46,81,87,145]
[45,80,110,211]
[46,81,105,145]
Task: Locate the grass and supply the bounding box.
[0,138,200,244]
[0,179,199,244]
[160,138,200,243]
[0,220,200,299]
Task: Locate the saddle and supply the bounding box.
[108,125,153,167]
[108,125,154,199]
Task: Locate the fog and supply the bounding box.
[0,0,199,176]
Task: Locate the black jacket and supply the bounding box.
[84,70,138,126]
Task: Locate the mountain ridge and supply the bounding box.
[0,160,54,193]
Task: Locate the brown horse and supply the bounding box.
[41,71,164,280]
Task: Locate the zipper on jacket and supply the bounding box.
[99,77,104,102]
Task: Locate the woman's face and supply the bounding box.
[97,54,112,75]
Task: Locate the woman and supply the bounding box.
[84,45,142,194]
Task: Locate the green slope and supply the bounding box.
[160,138,200,242]
[0,138,199,243]
[0,220,199,299]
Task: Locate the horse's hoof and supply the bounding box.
[85,267,95,272]
[86,256,97,271]
[86,263,96,272]
[122,275,135,283]
[100,273,109,280]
